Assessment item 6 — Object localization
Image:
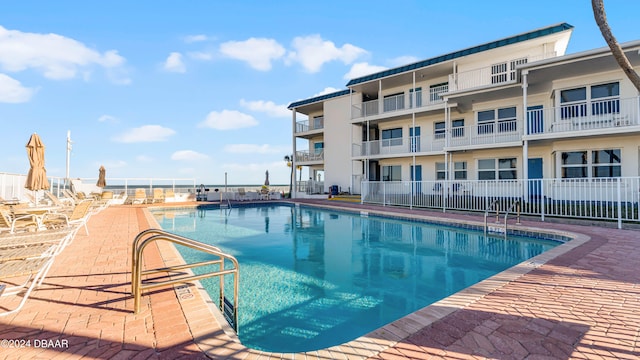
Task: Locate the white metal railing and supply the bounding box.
[353,136,445,157]
[0,172,66,201]
[296,180,325,194]
[449,53,557,92]
[526,96,640,135]
[448,120,522,148]
[295,117,324,133]
[351,86,447,119]
[296,149,324,162]
[361,177,640,228]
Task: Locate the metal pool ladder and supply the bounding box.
[131,229,240,332]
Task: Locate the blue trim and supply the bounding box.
[346,23,573,87]
[287,89,351,109]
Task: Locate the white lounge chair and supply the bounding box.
[0,229,74,316]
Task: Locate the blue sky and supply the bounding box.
[1,1,638,185]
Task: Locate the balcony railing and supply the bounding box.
[352,136,445,157]
[351,85,448,119]
[296,149,324,162]
[525,96,640,135]
[448,119,522,148]
[295,117,324,133]
[449,53,556,92]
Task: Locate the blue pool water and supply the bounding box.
[152,204,560,353]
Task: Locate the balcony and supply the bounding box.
[525,96,640,137]
[296,150,324,163]
[448,53,556,93]
[352,136,445,157]
[351,84,448,119]
[447,120,523,149]
[295,117,324,134]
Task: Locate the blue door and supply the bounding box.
[528,158,543,200]
[411,165,422,194]
[409,127,420,152]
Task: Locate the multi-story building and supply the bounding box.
[288,23,640,223]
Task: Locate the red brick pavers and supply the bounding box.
[0,206,209,359]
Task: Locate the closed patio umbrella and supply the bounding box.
[96,165,107,187]
[24,133,50,191]
[264,170,270,186]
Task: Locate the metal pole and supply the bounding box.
[65,130,72,187]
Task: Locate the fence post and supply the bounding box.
[617,178,622,229]
[541,179,545,222]
[383,182,386,207]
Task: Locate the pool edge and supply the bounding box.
[143,203,591,359]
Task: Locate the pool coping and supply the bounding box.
[143,201,590,359]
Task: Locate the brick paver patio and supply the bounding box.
[0,201,638,359]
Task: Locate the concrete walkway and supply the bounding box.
[0,202,638,359]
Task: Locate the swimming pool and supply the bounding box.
[152,204,561,353]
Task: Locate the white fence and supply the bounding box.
[0,172,66,201]
[361,177,640,228]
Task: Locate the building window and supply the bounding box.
[491,62,508,84]
[477,107,517,135]
[478,158,517,180]
[409,87,422,108]
[383,92,404,112]
[593,149,621,177]
[436,162,446,180]
[454,161,467,180]
[560,82,619,119]
[429,82,448,102]
[591,82,620,115]
[434,122,445,139]
[560,149,621,178]
[452,119,464,138]
[435,162,467,180]
[561,151,587,178]
[313,142,324,154]
[313,115,324,130]
[382,165,401,181]
[381,128,403,146]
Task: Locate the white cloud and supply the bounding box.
[163,52,186,73]
[171,150,209,161]
[198,110,258,130]
[239,99,289,118]
[184,34,208,43]
[287,35,367,73]
[0,73,36,103]
[224,144,289,154]
[0,26,129,83]
[313,87,341,97]
[112,125,176,143]
[344,62,388,80]
[219,38,285,71]
[98,114,118,123]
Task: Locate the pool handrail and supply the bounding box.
[131,228,239,332]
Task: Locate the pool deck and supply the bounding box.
[0,200,638,359]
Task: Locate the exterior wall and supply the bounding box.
[323,95,353,193]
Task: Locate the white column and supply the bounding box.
[522,71,529,182]
[292,109,297,199]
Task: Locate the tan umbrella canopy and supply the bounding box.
[96,165,107,187]
[24,133,50,191]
